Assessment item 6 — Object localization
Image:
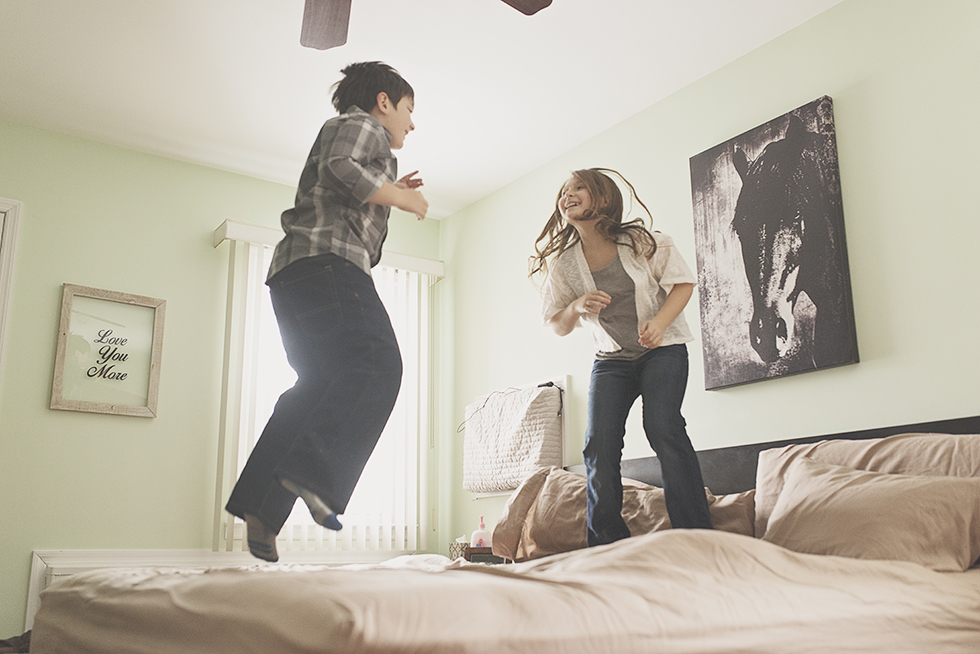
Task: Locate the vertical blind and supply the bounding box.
[213,232,434,556]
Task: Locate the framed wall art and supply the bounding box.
[50,284,166,417]
[689,96,858,390]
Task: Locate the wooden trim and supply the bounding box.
[212,219,281,248]
[0,198,22,411]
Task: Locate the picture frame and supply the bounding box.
[50,284,166,417]
[689,96,858,389]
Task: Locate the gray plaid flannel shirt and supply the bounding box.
[267,106,396,280]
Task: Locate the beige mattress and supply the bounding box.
[30,529,980,654]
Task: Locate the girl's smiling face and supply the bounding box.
[559,176,593,223]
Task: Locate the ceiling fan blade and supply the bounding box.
[501,0,552,15]
[300,0,351,50]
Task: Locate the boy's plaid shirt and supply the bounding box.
[268,106,396,280]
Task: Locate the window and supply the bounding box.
[212,221,440,559]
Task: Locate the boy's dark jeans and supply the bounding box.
[583,344,712,547]
[226,253,402,532]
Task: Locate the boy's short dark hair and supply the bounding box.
[331,62,414,114]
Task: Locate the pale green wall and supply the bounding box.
[440,0,980,545]
[0,121,438,634]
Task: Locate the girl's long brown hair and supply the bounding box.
[529,168,658,278]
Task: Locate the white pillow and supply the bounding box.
[762,457,980,571]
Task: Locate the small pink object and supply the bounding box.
[470,515,492,548]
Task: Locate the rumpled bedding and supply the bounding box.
[31,432,980,653]
[30,530,980,654]
[492,465,755,561]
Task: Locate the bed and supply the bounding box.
[29,416,980,654]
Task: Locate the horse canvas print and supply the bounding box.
[689,96,858,389]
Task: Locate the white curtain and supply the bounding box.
[213,235,433,556]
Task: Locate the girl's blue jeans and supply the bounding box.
[584,344,713,547]
[226,253,402,532]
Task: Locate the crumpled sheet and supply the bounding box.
[492,465,755,561]
[31,530,980,654]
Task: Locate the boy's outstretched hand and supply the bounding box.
[397,170,424,190]
[399,187,428,220]
[369,173,428,220]
[395,170,427,220]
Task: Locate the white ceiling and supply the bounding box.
[0,0,843,219]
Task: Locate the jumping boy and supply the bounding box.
[225,61,427,562]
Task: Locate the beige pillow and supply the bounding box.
[494,466,755,561]
[762,457,980,571]
[492,466,551,560]
[755,432,980,537]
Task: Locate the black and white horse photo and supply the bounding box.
[690,96,858,389]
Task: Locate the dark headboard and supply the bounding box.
[566,415,980,495]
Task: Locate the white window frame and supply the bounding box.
[0,198,22,409]
[211,220,441,561]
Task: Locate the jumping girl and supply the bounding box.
[531,168,713,546]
